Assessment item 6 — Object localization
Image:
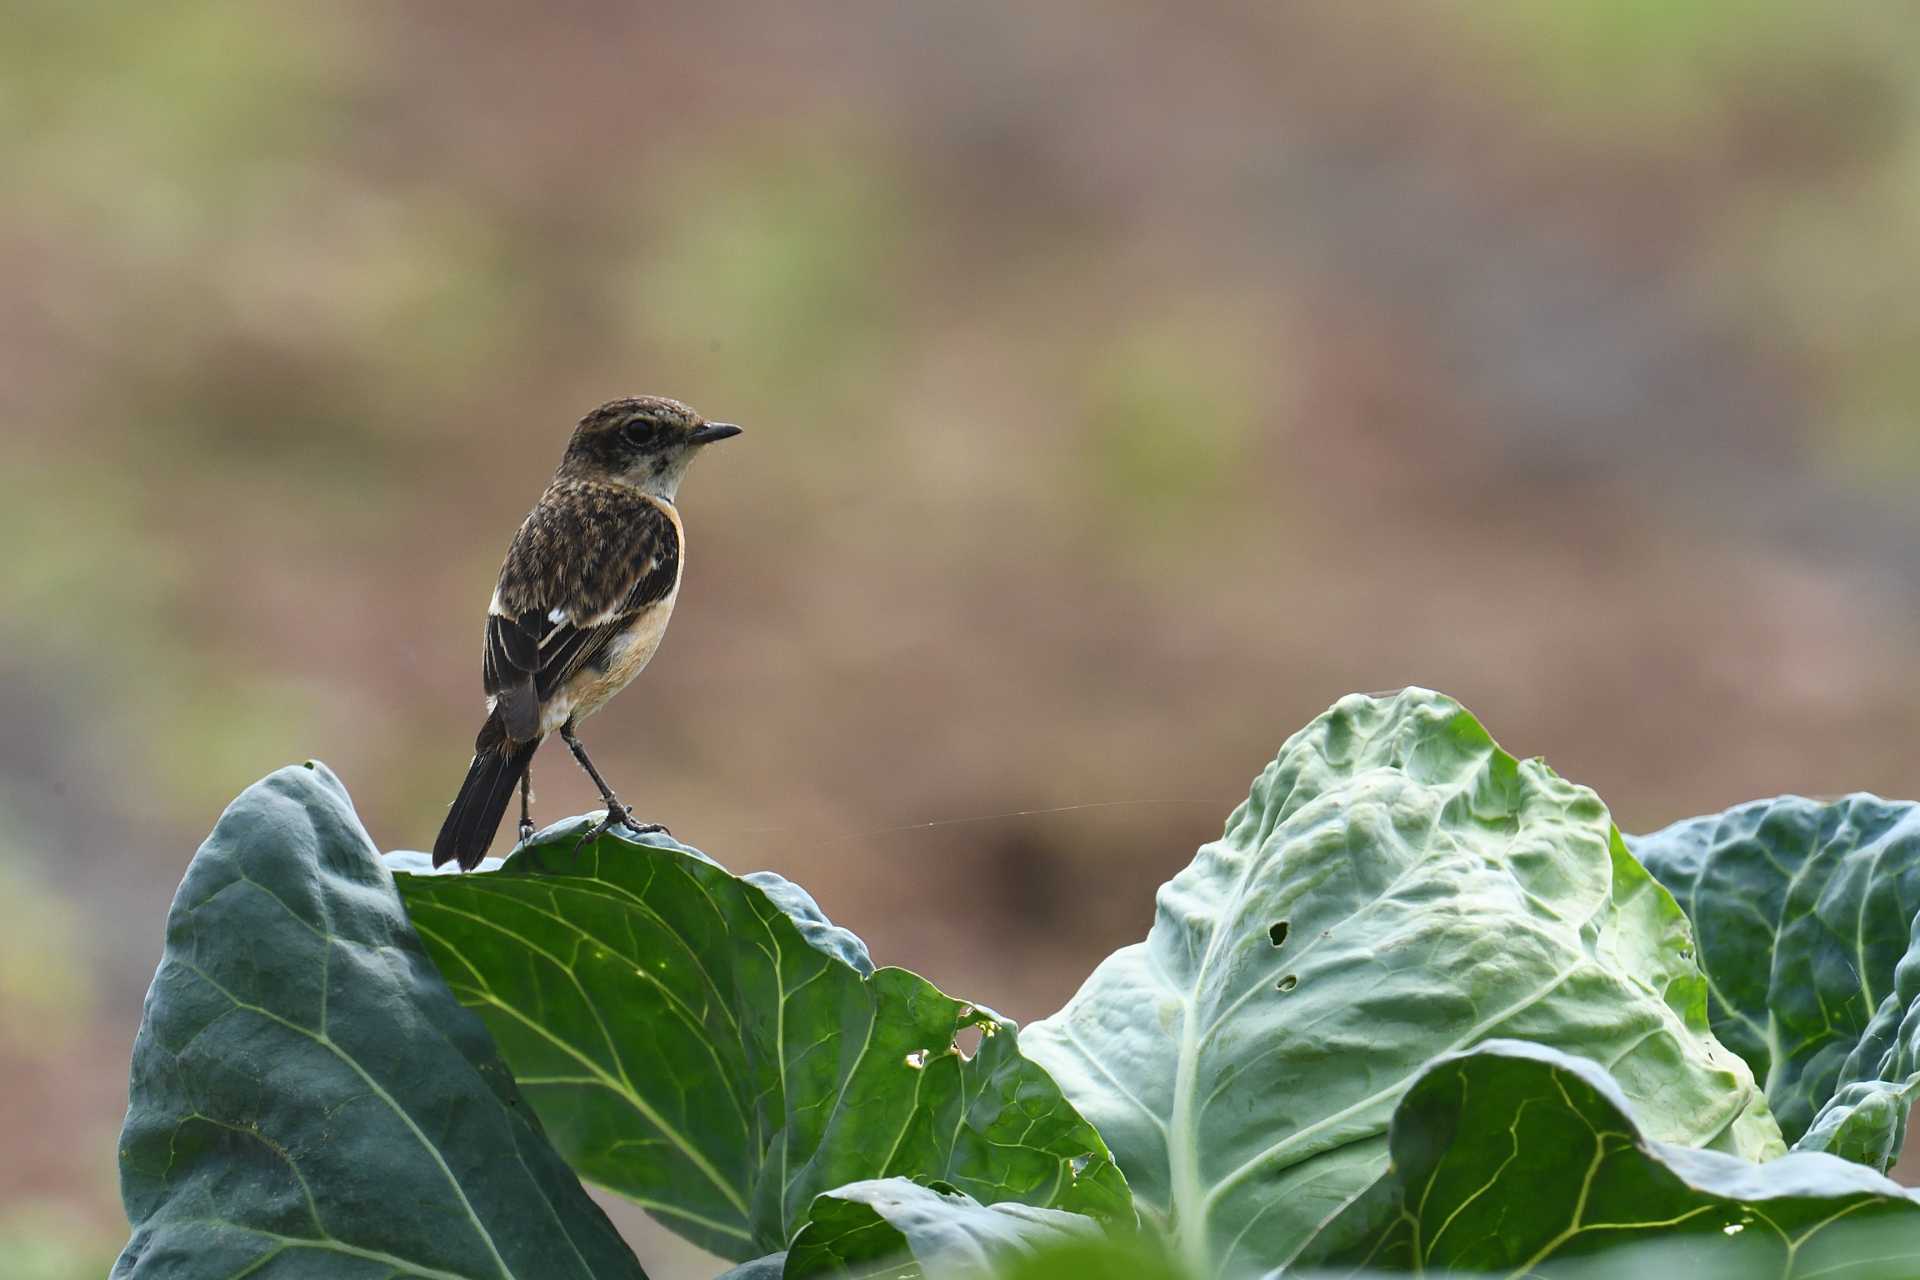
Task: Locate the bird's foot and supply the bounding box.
[567,804,625,861]
[597,798,668,838]
[561,804,669,867]
[509,817,553,874]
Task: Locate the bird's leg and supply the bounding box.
[561,723,668,851]
[513,766,560,875]
[559,723,635,827]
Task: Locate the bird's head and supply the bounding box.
[560,395,742,498]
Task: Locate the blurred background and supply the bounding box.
[7,2,1920,1274]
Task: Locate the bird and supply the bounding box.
[431,395,742,870]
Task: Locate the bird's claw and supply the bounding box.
[503,816,551,874]
[549,804,670,869]
[567,803,628,858]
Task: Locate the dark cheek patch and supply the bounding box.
[594,433,632,471]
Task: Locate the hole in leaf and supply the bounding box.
[904,1050,928,1070]
[1069,1153,1092,1178]
[1269,921,1290,948]
[1276,974,1298,993]
[953,1023,986,1061]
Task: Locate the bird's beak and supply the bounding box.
[689,423,743,445]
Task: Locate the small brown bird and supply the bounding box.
[432,396,741,869]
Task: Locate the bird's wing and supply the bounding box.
[482,483,682,740]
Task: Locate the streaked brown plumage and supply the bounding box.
[433,396,741,870]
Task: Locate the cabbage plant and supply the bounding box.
[113,691,1920,1278]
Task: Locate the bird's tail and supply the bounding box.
[433,725,539,870]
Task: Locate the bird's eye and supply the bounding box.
[623,422,655,448]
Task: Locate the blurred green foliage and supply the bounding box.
[1453,2,1920,489]
[0,856,89,1049]
[4,1,345,216]
[1080,323,1253,532]
[976,1235,1189,1280]
[0,1207,119,1280]
[637,148,913,416]
[1459,0,1808,125]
